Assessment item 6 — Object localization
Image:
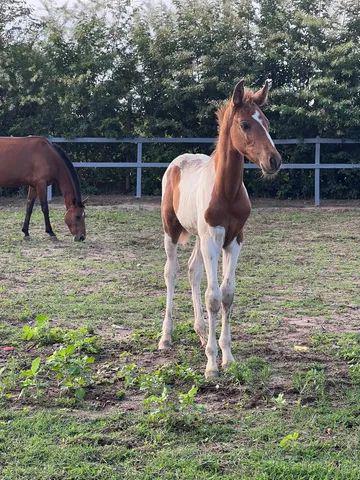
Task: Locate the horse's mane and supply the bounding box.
[52,144,83,206]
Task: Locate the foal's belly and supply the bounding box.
[175,156,215,235]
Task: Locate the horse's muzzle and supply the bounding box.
[74,235,86,242]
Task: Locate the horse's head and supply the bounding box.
[64,200,86,241]
[224,79,282,176]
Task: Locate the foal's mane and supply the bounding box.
[215,88,256,126]
[213,88,257,160]
[52,144,83,206]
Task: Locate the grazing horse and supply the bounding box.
[0,136,86,241]
[159,79,282,378]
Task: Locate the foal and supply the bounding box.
[159,79,282,378]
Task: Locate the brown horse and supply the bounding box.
[0,136,86,241]
[159,79,282,377]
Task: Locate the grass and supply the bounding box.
[0,198,359,479]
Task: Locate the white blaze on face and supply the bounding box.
[252,110,275,148]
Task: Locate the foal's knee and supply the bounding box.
[205,286,221,313]
[164,259,177,282]
[188,262,201,285]
[221,284,234,310]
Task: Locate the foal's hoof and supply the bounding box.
[205,370,220,380]
[158,340,172,351]
[49,235,58,242]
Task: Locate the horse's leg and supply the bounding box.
[219,239,242,369]
[159,233,179,350]
[188,237,206,347]
[22,186,37,238]
[200,226,225,378]
[36,183,56,237]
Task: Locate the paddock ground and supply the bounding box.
[0,197,359,479]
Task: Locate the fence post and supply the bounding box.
[314,136,321,206]
[47,185,53,202]
[136,141,142,198]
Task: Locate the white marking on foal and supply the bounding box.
[200,226,225,378]
[252,110,275,147]
[188,238,206,347]
[159,233,178,349]
[219,240,242,367]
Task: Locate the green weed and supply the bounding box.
[19,357,43,399]
[348,363,360,386]
[46,345,95,400]
[21,314,63,345]
[143,385,205,428]
[292,366,326,401]
[226,356,271,391]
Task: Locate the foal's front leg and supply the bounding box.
[200,226,225,378]
[219,239,242,368]
[159,233,178,350]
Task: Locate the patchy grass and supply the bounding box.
[0,199,359,479]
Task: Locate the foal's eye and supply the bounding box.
[240,121,250,131]
[76,215,81,220]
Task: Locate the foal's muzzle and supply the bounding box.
[262,153,282,175]
[269,155,282,172]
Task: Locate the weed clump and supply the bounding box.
[225,356,271,392]
[292,366,326,401]
[1,315,99,402]
[118,361,205,429]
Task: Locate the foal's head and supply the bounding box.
[219,79,282,175]
[64,200,86,241]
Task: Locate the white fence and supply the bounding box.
[47,136,360,205]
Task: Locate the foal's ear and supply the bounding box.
[232,79,245,108]
[253,79,272,106]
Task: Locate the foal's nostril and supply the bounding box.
[269,157,279,171]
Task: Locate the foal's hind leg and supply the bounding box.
[37,183,56,237]
[159,233,178,350]
[22,186,37,238]
[188,238,206,347]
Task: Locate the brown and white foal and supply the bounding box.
[159,79,282,378]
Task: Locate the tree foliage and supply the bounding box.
[0,0,359,198]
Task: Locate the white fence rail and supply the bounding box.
[46,136,360,205]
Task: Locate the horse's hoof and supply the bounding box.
[23,235,30,241]
[158,340,172,350]
[49,236,58,242]
[205,370,219,379]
